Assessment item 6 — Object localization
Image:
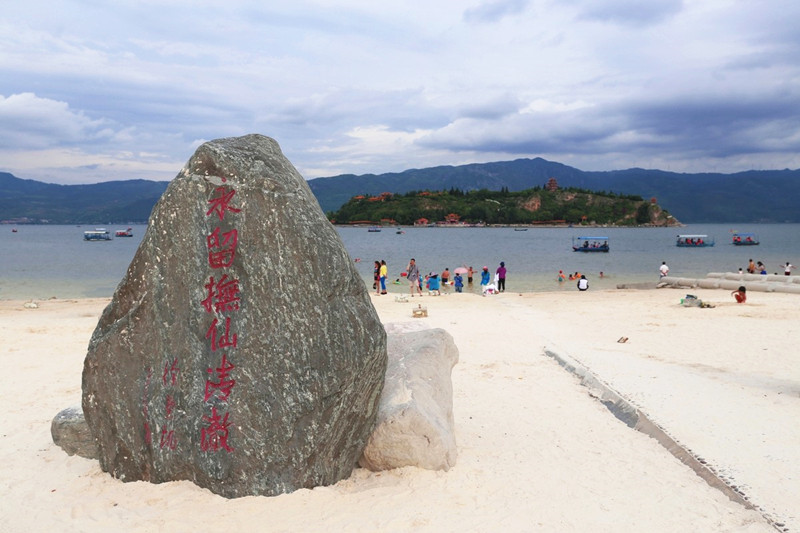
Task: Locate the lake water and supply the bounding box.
[2,223,800,300]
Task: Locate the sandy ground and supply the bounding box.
[1,287,796,532]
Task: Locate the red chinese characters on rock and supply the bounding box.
[205,353,236,403]
[207,227,238,269]
[206,186,241,221]
[201,406,233,453]
[205,316,238,352]
[200,184,241,453]
[202,274,241,313]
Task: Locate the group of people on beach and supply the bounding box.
[744,258,795,276]
[402,259,508,296]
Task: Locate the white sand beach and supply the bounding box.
[1,287,797,532]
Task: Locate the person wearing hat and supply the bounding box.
[496,261,507,292]
[480,266,491,288]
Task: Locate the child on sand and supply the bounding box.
[731,286,747,303]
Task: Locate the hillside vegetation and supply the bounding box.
[330,186,677,226]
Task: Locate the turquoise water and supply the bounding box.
[2,223,799,299]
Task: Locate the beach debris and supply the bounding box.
[23,300,38,309]
[412,304,428,318]
[78,134,387,498]
[360,325,458,471]
[617,337,629,343]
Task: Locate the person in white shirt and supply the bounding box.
[659,261,669,278]
[577,275,589,291]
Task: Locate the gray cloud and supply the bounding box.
[464,0,530,23]
[1,1,799,183]
[566,0,683,26]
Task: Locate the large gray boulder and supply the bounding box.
[81,134,387,498]
[360,324,458,471]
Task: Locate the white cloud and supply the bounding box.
[0,93,112,149]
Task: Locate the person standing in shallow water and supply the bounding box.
[496,261,507,292]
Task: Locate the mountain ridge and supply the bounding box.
[2,158,799,224]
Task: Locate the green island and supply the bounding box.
[328,182,678,227]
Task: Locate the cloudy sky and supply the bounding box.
[2,0,799,185]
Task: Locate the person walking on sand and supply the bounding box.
[373,260,381,295]
[496,261,507,292]
[406,258,422,297]
[659,261,669,278]
[577,274,589,291]
[379,259,388,294]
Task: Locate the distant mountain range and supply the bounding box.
[2,158,799,224]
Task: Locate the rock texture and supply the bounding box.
[81,134,387,498]
[360,324,459,471]
[51,406,98,460]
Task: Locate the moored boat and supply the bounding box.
[572,236,609,252]
[731,232,759,245]
[368,226,381,232]
[676,234,714,247]
[84,229,112,241]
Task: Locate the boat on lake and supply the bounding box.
[115,227,134,237]
[84,229,112,241]
[731,232,759,246]
[368,226,381,232]
[676,234,714,247]
[572,236,609,252]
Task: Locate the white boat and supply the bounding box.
[84,229,112,241]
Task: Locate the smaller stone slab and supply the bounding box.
[360,324,459,471]
[51,406,98,460]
